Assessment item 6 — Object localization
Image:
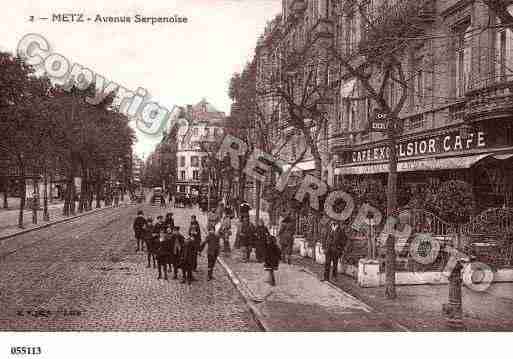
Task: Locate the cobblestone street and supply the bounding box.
[0,204,258,331]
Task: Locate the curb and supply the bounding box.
[217,256,270,332]
[300,266,411,332]
[0,204,132,242]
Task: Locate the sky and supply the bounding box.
[0,0,281,159]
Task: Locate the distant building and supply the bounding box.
[174,99,226,195]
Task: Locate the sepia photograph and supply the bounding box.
[0,0,513,357]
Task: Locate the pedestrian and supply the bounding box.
[156,228,170,280]
[165,212,174,231]
[218,211,232,254]
[321,221,347,282]
[237,216,256,262]
[200,225,221,281]
[133,210,146,252]
[255,218,270,263]
[169,226,184,279]
[189,217,202,271]
[144,217,157,268]
[263,235,281,286]
[179,236,196,284]
[239,201,250,219]
[278,215,295,264]
[160,193,166,208]
[207,207,219,229]
[113,189,120,207]
[153,215,165,233]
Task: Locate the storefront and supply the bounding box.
[333,123,513,271]
[335,124,513,211]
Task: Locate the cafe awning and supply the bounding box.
[335,153,493,175]
[481,153,513,161]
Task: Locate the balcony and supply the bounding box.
[329,133,353,153]
[465,79,513,121]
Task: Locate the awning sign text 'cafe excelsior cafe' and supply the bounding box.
[351,131,486,163]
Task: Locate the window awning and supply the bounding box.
[340,78,356,98]
[335,153,493,175]
[481,153,513,161]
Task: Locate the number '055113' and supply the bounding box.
[10,346,41,355]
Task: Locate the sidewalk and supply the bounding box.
[197,210,403,331]
[201,209,513,331]
[0,200,117,238]
[295,256,513,331]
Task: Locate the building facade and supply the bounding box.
[174,99,226,195]
[253,0,513,209]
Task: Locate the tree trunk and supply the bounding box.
[255,180,261,223]
[385,130,398,300]
[49,171,54,204]
[2,177,8,209]
[63,182,69,216]
[32,179,37,225]
[43,171,49,221]
[18,167,26,229]
[95,178,101,208]
[70,178,76,215]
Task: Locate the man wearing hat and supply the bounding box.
[321,221,348,282]
[169,225,184,279]
[133,210,146,252]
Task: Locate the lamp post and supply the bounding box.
[443,258,468,330]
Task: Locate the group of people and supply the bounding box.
[132,210,222,284]
[238,210,349,284]
[132,201,349,287]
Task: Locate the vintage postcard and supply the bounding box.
[1,0,512,357]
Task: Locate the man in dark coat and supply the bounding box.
[133,210,146,252]
[180,236,196,284]
[255,219,270,263]
[238,217,256,262]
[188,218,202,271]
[154,215,166,234]
[200,225,221,281]
[322,221,348,282]
[144,217,157,268]
[239,201,250,219]
[156,228,170,280]
[279,215,295,264]
[164,212,174,231]
[264,235,281,286]
[169,226,184,279]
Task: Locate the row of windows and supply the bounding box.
[179,170,200,181]
[178,155,207,168]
